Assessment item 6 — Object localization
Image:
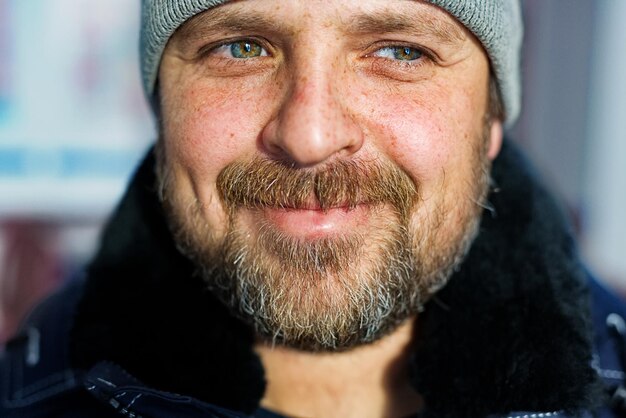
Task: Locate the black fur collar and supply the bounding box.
[70,141,599,417]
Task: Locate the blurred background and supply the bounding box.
[0,0,624,343]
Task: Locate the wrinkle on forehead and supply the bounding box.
[173,6,295,49]
[345,9,465,44]
[171,0,468,49]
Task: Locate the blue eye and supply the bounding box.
[374,46,423,61]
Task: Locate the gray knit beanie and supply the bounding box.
[141,0,523,126]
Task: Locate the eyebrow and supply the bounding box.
[174,8,292,49]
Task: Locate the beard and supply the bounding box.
[157,131,491,352]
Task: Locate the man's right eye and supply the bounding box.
[211,40,269,59]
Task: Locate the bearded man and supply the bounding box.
[2,1,626,417]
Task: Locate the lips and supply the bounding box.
[256,201,371,239]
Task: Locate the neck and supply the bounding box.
[255,319,422,418]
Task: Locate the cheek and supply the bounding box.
[161,80,278,186]
[358,88,480,184]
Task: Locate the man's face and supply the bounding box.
[158,0,502,350]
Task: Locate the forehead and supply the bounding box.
[174,0,469,45]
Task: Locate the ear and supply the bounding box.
[487,119,503,160]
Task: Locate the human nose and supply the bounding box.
[261,66,364,167]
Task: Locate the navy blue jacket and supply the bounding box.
[2,142,625,417]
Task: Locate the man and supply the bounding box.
[1,0,625,417]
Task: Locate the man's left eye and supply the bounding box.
[373,46,423,61]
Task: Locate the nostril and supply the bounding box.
[260,119,285,157]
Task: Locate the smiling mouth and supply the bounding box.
[250,198,372,239]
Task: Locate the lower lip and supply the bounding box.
[259,205,370,238]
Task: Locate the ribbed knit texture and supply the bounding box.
[140,0,523,126]
[140,0,228,95]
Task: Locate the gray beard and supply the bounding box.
[157,139,490,352]
[202,213,480,351]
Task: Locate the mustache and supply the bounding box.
[216,158,419,218]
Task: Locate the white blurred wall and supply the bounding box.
[0,0,154,219]
[516,0,626,290]
[582,0,626,288]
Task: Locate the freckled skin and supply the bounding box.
[158,0,502,323]
[158,0,503,416]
